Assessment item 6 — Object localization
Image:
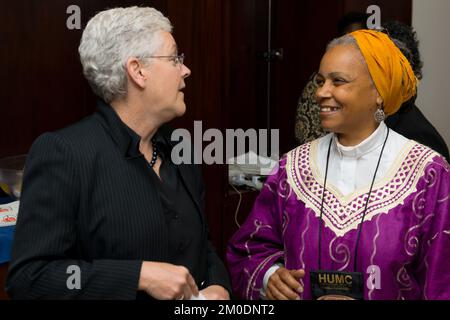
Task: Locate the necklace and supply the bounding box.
[149,138,158,167]
[317,127,390,271]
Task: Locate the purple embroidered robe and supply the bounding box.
[227,142,450,300]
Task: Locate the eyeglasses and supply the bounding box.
[144,53,185,66]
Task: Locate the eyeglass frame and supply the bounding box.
[142,53,185,66]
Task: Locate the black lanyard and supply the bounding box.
[317,128,390,272]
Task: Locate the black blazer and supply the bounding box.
[6,101,230,299]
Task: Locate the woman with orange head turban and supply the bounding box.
[227,29,450,300]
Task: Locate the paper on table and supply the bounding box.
[0,200,19,227]
[228,151,278,176]
[190,293,206,300]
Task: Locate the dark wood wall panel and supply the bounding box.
[0,1,86,157]
[270,0,344,154]
[223,0,261,131]
[166,0,227,254]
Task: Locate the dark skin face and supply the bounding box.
[315,44,383,146]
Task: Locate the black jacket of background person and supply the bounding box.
[386,102,450,162]
[6,100,231,299]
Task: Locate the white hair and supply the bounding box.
[325,34,372,83]
[78,7,172,103]
[326,34,358,52]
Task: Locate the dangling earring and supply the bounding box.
[374,104,386,123]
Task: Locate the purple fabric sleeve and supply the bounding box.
[414,156,450,299]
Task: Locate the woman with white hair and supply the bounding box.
[6,6,230,300]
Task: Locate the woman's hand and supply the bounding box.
[266,268,305,300]
[200,285,230,300]
[138,261,199,300]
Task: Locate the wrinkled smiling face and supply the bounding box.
[315,44,381,137]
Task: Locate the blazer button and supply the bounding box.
[173,214,179,220]
[177,242,185,252]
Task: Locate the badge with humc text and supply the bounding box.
[310,270,363,300]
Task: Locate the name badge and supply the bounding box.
[310,270,363,300]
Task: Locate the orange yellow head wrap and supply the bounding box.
[350,29,417,116]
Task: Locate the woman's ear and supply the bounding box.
[376,93,383,108]
[125,57,147,89]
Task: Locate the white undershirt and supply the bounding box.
[261,122,409,297]
[316,122,409,196]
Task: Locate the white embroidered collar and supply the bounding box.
[285,129,437,237]
[334,122,387,158]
